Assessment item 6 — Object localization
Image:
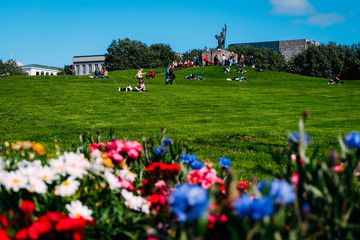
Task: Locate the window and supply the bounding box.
[76,65,80,75]
[88,64,92,74]
[36,72,39,75]
[46,72,49,75]
[82,65,86,75]
[51,73,54,75]
[95,64,98,70]
[41,71,44,75]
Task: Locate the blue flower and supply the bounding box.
[153,145,169,155]
[344,132,360,149]
[302,203,311,212]
[168,184,209,222]
[234,194,253,218]
[251,196,275,220]
[180,154,198,164]
[287,132,310,145]
[269,180,296,204]
[256,180,269,192]
[218,157,232,169]
[163,138,173,145]
[234,194,275,220]
[190,160,204,170]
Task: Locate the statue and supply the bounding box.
[215,24,227,49]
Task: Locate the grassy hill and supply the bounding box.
[1,66,359,179]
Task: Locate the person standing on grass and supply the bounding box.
[204,55,210,66]
[169,65,175,85]
[239,55,245,73]
[222,54,226,66]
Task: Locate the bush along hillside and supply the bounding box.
[1,113,360,239]
[287,42,360,80]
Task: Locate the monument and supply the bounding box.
[201,24,238,66]
[215,24,227,50]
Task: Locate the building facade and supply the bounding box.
[21,64,61,76]
[73,55,105,75]
[228,39,320,61]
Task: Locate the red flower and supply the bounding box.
[0,215,8,228]
[20,200,35,216]
[15,228,28,240]
[0,228,10,240]
[89,142,105,152]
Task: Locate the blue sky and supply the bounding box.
[1,0,359,67]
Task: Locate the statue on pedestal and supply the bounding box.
[215,24,227,49]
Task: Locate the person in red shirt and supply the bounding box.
[204,55,210,66]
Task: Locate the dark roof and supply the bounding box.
[22,64,62,70]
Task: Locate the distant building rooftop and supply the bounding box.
[22,64,62,71]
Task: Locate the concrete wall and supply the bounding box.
[22,67,59,76]
[279,39,307,61]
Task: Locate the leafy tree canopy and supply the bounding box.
[0,60,27,76]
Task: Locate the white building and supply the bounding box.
[22,64,61,76]
[73,55,105,75]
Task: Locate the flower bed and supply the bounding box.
[1,114,360,239]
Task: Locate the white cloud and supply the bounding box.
[270,0,315,16]
[305,13,346,27]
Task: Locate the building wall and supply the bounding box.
[228,39,320,62]
[22,67,59,76]
[73,55,105,75]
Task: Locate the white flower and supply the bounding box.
[37,166,59,184]
[66,200,93,220]
[27,177,47,194]
[104,170,122,190]
[49,158,66,176]
[116,167,137,182]
[62,152,90,179]
[55,177,80,197]
[2,171,28,192]
[121,189,149,213]
[90,149,101,160]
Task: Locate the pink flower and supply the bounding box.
[291,173,299,187]
[125,140,143,152]
[155,180,166,189]
[219,214,228,223]
[107,149,124,162]
[334,164,345,173]
[188,171,202,184]
[113,140,125,152]
[119,178,134,190]
[127,148,140,159]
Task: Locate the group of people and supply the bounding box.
[327,77,344,85]
[118,68,147,92]
[165,65,176,85]
[0,72,10,77]
[226,76,248,82]
[90,67,109,78]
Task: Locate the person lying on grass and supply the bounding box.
[226,77,248,82]
[184,74,206,80]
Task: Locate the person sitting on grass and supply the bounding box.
[93,67,102,78]
[257,65,264,72]
[224,67,231,73]
[102,68,109,78]
[147,69,155,79]
[135,80,146,91]
[135,68,146,81]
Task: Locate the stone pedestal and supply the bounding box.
[201,49,238,65]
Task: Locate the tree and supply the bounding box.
[0,60,27,76]
[288,42,360,80]
[105,38,177,71]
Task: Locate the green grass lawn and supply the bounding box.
[1,66,359,179]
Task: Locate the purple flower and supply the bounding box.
[344,132,360,149]
[269,180,296,204]
[287,133,310,145]
[218,157,232,169]
[168,184,209,222]
[190,160,204,170]
[180,154,198,164]
[163,138,173,145]
[153,145,169,155]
